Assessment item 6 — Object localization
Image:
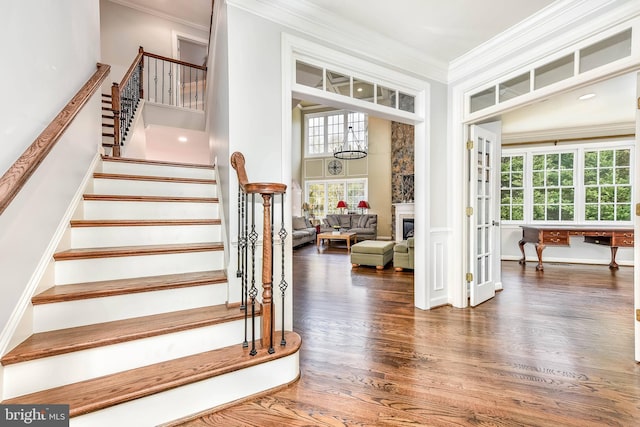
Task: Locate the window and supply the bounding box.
[583,148,631,221]
[305,110,367,157]
[305,179,367,218]
[500,154,525,221]
[501,142,633,224]
[295,60,417,113]
[531,152,574,221]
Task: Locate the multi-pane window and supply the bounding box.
[307,116,324,155]
[305,179,367,218]
[500,155,524,221]
[306,183,325,218]
[531,152,574,221]
[501,143,633,224]
[584,148,631,221]
[305,110,367,156]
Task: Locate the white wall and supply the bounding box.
[206,0,232,293]
[144,125,209,164]
[100,0,209,86]
[0,0,101,355]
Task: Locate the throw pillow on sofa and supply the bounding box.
[292,216,308,230]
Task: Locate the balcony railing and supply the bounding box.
[108,47,207,157]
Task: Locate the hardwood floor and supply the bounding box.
[178,243,640,426]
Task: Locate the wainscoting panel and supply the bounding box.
[430,228,450,308]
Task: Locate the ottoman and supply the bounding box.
[351,240,395,270]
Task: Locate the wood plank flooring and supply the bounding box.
[177,243,640,426]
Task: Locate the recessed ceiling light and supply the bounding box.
[578,93,596,100]
[178,136,188,143]
[357,87,363,92]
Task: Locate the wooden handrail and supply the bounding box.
[143,50,207,71]
[0,63,111,215]
[230,152,286,194]
[119,46,144,90]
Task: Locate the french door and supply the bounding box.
[468,125,501,306]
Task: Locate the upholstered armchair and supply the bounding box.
[393,237,414,271]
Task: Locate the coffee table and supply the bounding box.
[316,231,357,251]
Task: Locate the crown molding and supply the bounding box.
[502,121,635,145]
[448,0,640,84]
[108,0,210,33]
[226,0,448,83]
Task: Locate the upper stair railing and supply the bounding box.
[108,47,207,157]
[231,152,289,356]
[0,63,111,215]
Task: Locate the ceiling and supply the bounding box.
[109,0,212,29]
[115,0,635,137]
[115,0,556,65]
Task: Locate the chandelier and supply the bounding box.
[334,126,367,160]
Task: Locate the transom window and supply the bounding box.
[501,143,633,224]
[305,179,367,218]
[305,110,367,157]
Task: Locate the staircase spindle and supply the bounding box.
[248,193,259,356]
[278,192,289,346]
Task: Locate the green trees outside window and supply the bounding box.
[501,145,632,224]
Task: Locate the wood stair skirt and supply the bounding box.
[0,156,301,426]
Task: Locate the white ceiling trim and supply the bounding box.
[448,0,640,84]
[502,122,635,144]
[226,0,449,83]
[108,0,210,32]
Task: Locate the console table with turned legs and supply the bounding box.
[518,226,634,271]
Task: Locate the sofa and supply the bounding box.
[292,216,317,247]
[393,237,414,271]
[320,214,377,241]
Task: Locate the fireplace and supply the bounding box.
[403,218,414,240]
[393,203,414,242]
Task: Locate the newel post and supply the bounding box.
[110,82,121,157]
[260,193,274,353]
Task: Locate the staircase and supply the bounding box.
[101,93,115,150]
[0,156,301,426]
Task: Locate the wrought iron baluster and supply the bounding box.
[242,190,249,347]
[278,192,289,346]
[248,193,259,356]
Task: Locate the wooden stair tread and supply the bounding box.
[102,155,214,170]
[32,270,227,305]
[93,172,216,185]
[54,242,223,260]
[70,219,221,227]
[1,304,250,365]
[0,332,301,417]
[83,194,219,203]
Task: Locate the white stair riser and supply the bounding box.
[2,320,260,399]
[92,179,217,198]
[33,283,228,332]
[101,161,215,180]
[55,251,224,285]
[71,225,221,248]
[82,200,219,220]
[71,352,300,427]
